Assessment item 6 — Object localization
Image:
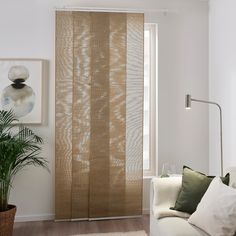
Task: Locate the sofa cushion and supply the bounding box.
[156,217,209,236]
[152,176,190,219]
[227,167,236,188]
[188,177,236,236]
[171,166,230,214]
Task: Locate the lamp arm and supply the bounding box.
[191,98,223,176]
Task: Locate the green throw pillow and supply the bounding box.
[170,166,230,214]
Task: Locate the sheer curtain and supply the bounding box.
[55,11,144,220]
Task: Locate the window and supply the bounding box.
[143,24,158,176]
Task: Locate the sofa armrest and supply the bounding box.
[151,176,190,219]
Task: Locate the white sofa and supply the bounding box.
[150,167,236,236]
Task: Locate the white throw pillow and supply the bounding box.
[228,167,236,188]
[188,177,236,236]
[152,176,190,219]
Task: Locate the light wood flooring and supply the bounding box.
[13,215,149,236]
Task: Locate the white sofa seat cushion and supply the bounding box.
[156,217,210,236]
[152,176,190,219]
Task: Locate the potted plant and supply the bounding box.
[0,110,48,236]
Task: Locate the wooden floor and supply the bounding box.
[13,215,149,236]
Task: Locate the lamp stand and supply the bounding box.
[186,95,223,176]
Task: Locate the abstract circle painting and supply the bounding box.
[1,65,36,118]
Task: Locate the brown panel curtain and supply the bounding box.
[55,11,144,220]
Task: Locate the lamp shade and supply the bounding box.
[185,94,191,109]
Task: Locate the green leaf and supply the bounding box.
[0,110,48,211]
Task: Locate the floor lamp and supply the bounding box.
[185,94,223,176]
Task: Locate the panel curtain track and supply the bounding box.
[55,11,144,220]
[55,6,178,13]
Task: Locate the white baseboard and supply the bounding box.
[15,214,55,222]
[15,210,150,222]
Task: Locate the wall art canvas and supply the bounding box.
[0,59,43,124]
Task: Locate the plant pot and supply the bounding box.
[0,205,16,236]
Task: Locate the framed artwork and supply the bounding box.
[0,59,43,124]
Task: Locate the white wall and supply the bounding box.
[209,0,236,175]
[155,1,209,174]
[0,0,208,221]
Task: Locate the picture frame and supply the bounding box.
[0,59,44,124]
